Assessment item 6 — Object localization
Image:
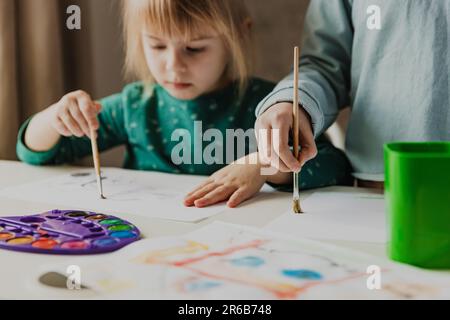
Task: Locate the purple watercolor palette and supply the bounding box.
[0,210,141,255]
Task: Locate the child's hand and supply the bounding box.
[184,153,267,208]
[255,102,317,172]
[48,90,102,138]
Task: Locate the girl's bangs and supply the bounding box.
[135,0,225,40]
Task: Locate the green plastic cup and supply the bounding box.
[384,142,450,269]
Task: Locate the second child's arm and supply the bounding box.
[254,0,354,173]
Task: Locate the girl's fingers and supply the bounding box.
[227,187,252,208]
[185,179,214,198]
[60,112,84,137]
[69,103,90,137]
[184,182,218,206]
[194,185,236,208]
[95,102,102,112]
[54,118,72,137]
[78,95,100,131]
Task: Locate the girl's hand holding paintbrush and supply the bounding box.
[24,90,105,199]
[24,90,102,152]
[49,90,102,139]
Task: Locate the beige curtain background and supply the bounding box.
[0,0,19,160]
[0,0,125,161]
[0,0,347,164]
[0,0,96,160]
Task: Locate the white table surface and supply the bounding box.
[0,160,414,299]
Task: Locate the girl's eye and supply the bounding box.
[151,45,166,50]
[186,47,205,53]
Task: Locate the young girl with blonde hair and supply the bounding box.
[17,0,351,209]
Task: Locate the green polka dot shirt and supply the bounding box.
[17,79,273,176]
[17,78,354,190]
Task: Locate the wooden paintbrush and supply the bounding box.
[90,121,105,200]
[292,46,303,214]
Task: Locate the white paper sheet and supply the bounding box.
[0,168,227,222]
[264,191,387,243]
[39,222,450,299]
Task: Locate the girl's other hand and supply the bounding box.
[184,153,267,208]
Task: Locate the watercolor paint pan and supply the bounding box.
[0,210,141,255]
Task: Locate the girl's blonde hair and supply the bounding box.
[123,0,253,95]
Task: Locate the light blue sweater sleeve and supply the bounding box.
[257,0,450,180]
[255,0,353,137]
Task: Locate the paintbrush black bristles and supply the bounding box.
[293,198,303,214]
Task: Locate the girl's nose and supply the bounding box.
[166,49,187,73]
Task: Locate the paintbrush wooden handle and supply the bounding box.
[292,46,303,214]
[293,46,300,160]
[90,127,101,176]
